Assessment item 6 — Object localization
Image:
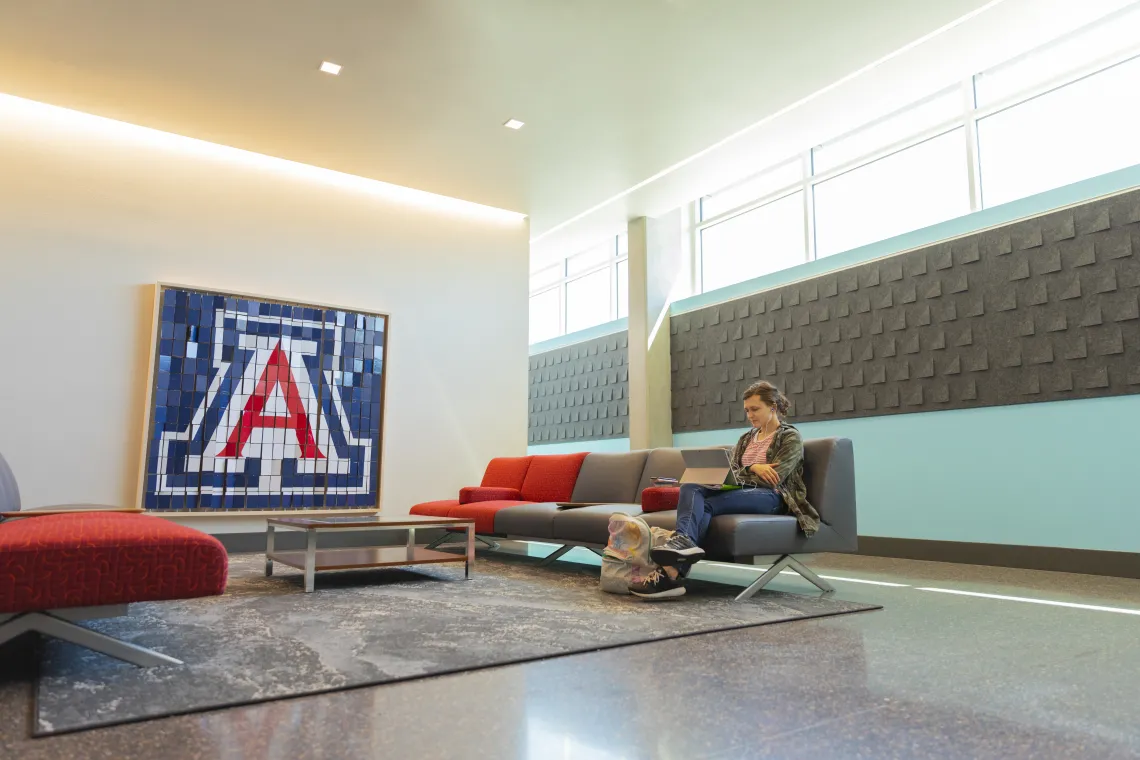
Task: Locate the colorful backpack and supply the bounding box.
[600,513,671,594]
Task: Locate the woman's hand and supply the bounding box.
[749,463,780,486]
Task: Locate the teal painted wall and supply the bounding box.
[670,168,1140,555]
[676,383,1140,554]
[528,438,631,455]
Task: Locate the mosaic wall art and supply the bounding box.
[140,285,387,511]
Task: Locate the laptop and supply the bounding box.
[679,449,742,490]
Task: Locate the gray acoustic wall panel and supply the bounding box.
[671,190,1140,432]
[529,332,630,444]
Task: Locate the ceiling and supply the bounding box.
[0,0,1002,236]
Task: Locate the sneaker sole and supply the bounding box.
[629,586,687,600]
[651,547,706,566]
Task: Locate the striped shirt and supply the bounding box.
[740,429,777,467]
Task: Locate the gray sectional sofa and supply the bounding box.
[413,439,857,599]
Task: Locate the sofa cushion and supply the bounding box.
[643,511,854,560]
[493,503,561,539]
[459,487,522,504]
[640,486,680,513]
[409,499,460,518]
[0,512,228,614]
[633,448,688,497]
[568,451,649,504]
[519,453,589,503]
[481,457,534,490]
[549,504,642,545]
[446,501,531,534]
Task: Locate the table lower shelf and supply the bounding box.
[268,546,468,572]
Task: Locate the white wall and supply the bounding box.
[0,95,529,529]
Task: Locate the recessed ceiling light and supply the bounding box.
[319,61,342,76]
[503,119,525,130]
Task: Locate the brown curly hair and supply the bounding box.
[742,381,790,416]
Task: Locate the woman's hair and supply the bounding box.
[742,381,790,416]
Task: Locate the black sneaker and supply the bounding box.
[629,569,686,600]
[651,533,706,567]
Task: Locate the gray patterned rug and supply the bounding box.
[33,552,878,735]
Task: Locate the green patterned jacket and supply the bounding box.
[730,423,821,536]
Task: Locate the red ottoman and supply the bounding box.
[0,512,228,666]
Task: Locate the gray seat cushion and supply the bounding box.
[643,511,854,560]
[569,452,649,504]
[493,503,561,538]
[549,504,642,544]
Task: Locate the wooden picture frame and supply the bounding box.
[135,283,390,516]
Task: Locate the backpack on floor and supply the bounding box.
[599,513,671,595]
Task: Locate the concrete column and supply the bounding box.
[627,210,685,449]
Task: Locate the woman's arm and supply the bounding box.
[765,427,804,484]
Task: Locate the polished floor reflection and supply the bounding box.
[2,552,1139,760]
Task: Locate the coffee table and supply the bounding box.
[265,515,476,592]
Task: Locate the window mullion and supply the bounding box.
[962,77,983,212]
[802,150,816,262]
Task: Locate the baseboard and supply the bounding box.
[214,528,450,554]
[857,536,1140,579]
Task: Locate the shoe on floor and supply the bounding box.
[651,533,706,568]
[629,569,686,600]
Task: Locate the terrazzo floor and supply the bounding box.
[2,549,1139,759]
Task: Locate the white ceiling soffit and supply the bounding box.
[0,0,1036,238]
[529,0,1137,267]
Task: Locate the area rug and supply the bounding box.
[34,552,879,735]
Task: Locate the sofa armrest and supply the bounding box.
[459,487,523,505]
[641,486,680,513]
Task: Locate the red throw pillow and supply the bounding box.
[459,486,523,505]
[641,486,680,513]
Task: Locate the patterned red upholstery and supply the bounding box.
[519,453,589,503]
[459,487,522,505]
[641,486,680,513]
[446,501,531,533]
[480,457,534,490]
[409,499,460,518]
[0,512,228,614]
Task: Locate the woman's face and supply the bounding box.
[743,396,775,429]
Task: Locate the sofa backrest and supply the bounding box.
[802,437,857,540]
[634,448,684,496]
[0,452,19,512]
[569,451,650,504]
[480,457,534,490]
[519,453,590,503]
[633,446,731,497]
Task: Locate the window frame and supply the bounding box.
[529,234,629,342]
[692,4,1140,294]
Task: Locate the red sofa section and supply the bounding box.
[0,512,228,615]
[411,453,589,533]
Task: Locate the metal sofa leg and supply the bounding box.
[538,544,574,566]
[735,554,835,601]
[424,532,455,550]
[0,611,182,667]
[426,532,500,551]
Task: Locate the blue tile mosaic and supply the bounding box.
[143,286,387,512]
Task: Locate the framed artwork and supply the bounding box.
[138,284,388,512]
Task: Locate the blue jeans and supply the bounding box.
[674,483,784,544]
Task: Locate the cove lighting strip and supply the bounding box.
[915,588,1140,616]
[0,92,526,226]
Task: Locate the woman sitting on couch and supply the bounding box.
[629,381,820,600]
